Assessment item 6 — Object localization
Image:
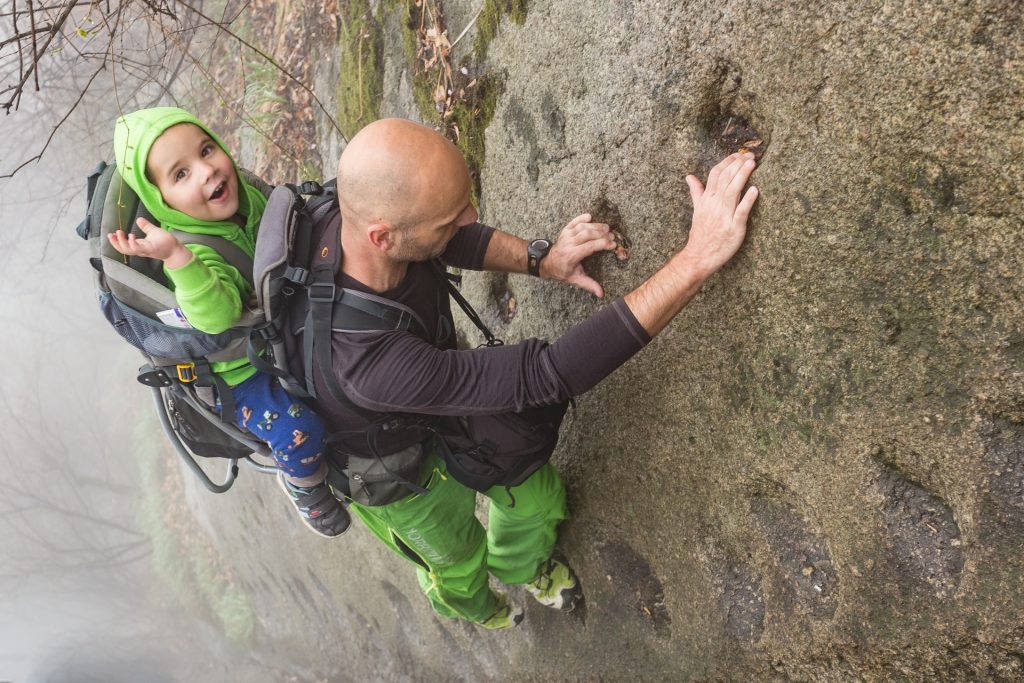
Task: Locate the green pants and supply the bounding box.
[349,456,567,623]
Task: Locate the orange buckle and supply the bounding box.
[176,363,197,383]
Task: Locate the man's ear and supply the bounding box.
[367,221,395,252]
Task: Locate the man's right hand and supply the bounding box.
[623,152,760,337]
[680,152,760,279]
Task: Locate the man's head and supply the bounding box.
[113,107,248,228]
[338,119,478,262]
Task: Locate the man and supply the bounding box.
[304,118,759,629]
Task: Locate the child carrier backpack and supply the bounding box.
[76,161,277,492]
[248,184,570,504]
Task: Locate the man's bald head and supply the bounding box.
[338,119,471,231]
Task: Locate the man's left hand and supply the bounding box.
[541,213,616,298]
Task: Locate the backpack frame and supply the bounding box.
[78,161,277,493]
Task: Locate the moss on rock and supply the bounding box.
[336,0,385,139]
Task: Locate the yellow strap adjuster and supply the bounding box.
[176,363,197,383]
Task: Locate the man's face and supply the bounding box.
[147,123,239,222]
[390,167,478,262]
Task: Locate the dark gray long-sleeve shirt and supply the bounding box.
[310,219,651,435]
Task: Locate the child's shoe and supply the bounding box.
[277,473,350,538]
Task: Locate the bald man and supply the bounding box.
[299,119,758,629]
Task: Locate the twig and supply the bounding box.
[13,0,24,110]
[0,24,53,50]
[1,0,78,114]
[357,29,365,121]
[174,0,347,143]
[28,0,40,91]
[137,0,176,20]
[0,62,104,178]
[0,3,81,17]
[450,2,483,49]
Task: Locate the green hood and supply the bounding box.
[113,107,266,236]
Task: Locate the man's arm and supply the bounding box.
[480,215,616,297]
[624,152,758,336]
[335,153,759,417]
[478,150,756,306]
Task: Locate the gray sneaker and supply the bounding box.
[277,473,351,538]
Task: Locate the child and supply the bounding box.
[109,107,348,538]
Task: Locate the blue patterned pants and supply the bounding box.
[228,372,327,479]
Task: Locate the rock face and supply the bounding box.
[193,1,1023,680]
[460,0,1022,678]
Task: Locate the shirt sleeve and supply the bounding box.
[440,222,495,270]
[332,297,650,416]
[163,243,251,334]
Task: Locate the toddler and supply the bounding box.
[110,107,348,538]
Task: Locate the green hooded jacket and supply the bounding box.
[114,107,268,386]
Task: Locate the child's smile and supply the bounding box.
[147,122,240,222]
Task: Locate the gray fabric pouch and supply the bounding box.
[341,441,430,507]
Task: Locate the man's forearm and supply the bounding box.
[480,228,529,274]
[623,251,711,337]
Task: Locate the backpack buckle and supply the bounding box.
[176,363,197,383]
[298,180,323,195]
[254,322,277,341]
[308,282,337,303]
[284,266,309,285]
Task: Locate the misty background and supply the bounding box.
[0,6,291,681]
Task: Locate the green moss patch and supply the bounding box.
[474,0,529,61]
[399,0,524,198]
[337,0,385,139]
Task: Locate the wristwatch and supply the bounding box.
[527,238,552,277]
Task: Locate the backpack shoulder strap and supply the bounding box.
[332,289,430,339]
[430,260,503,347]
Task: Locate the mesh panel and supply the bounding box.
[99,291,241,360]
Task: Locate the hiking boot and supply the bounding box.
[525,553,582,611]
[277,473,351,538]
[477,591,524,630]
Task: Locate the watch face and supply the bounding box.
[531,239,552,250]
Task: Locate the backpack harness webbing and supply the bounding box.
[246,181,505,496]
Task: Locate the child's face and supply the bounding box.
[146,123,239,222]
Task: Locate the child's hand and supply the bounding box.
[108,217,193,268]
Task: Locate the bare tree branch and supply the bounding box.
[0,61,104,178]
[1,0,77,113]
[28,0,40,91]
[0,23,53,50]
[174,0,346,143]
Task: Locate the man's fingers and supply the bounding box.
[725,157,756,200]
[734,185,760,224]
[569,273,604,298]
[564,213,593,232]
[710,153,750,195]
[686,174,705,204]
[568,223,612,246]
[705,156,727,191]
[570,234,616,260]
